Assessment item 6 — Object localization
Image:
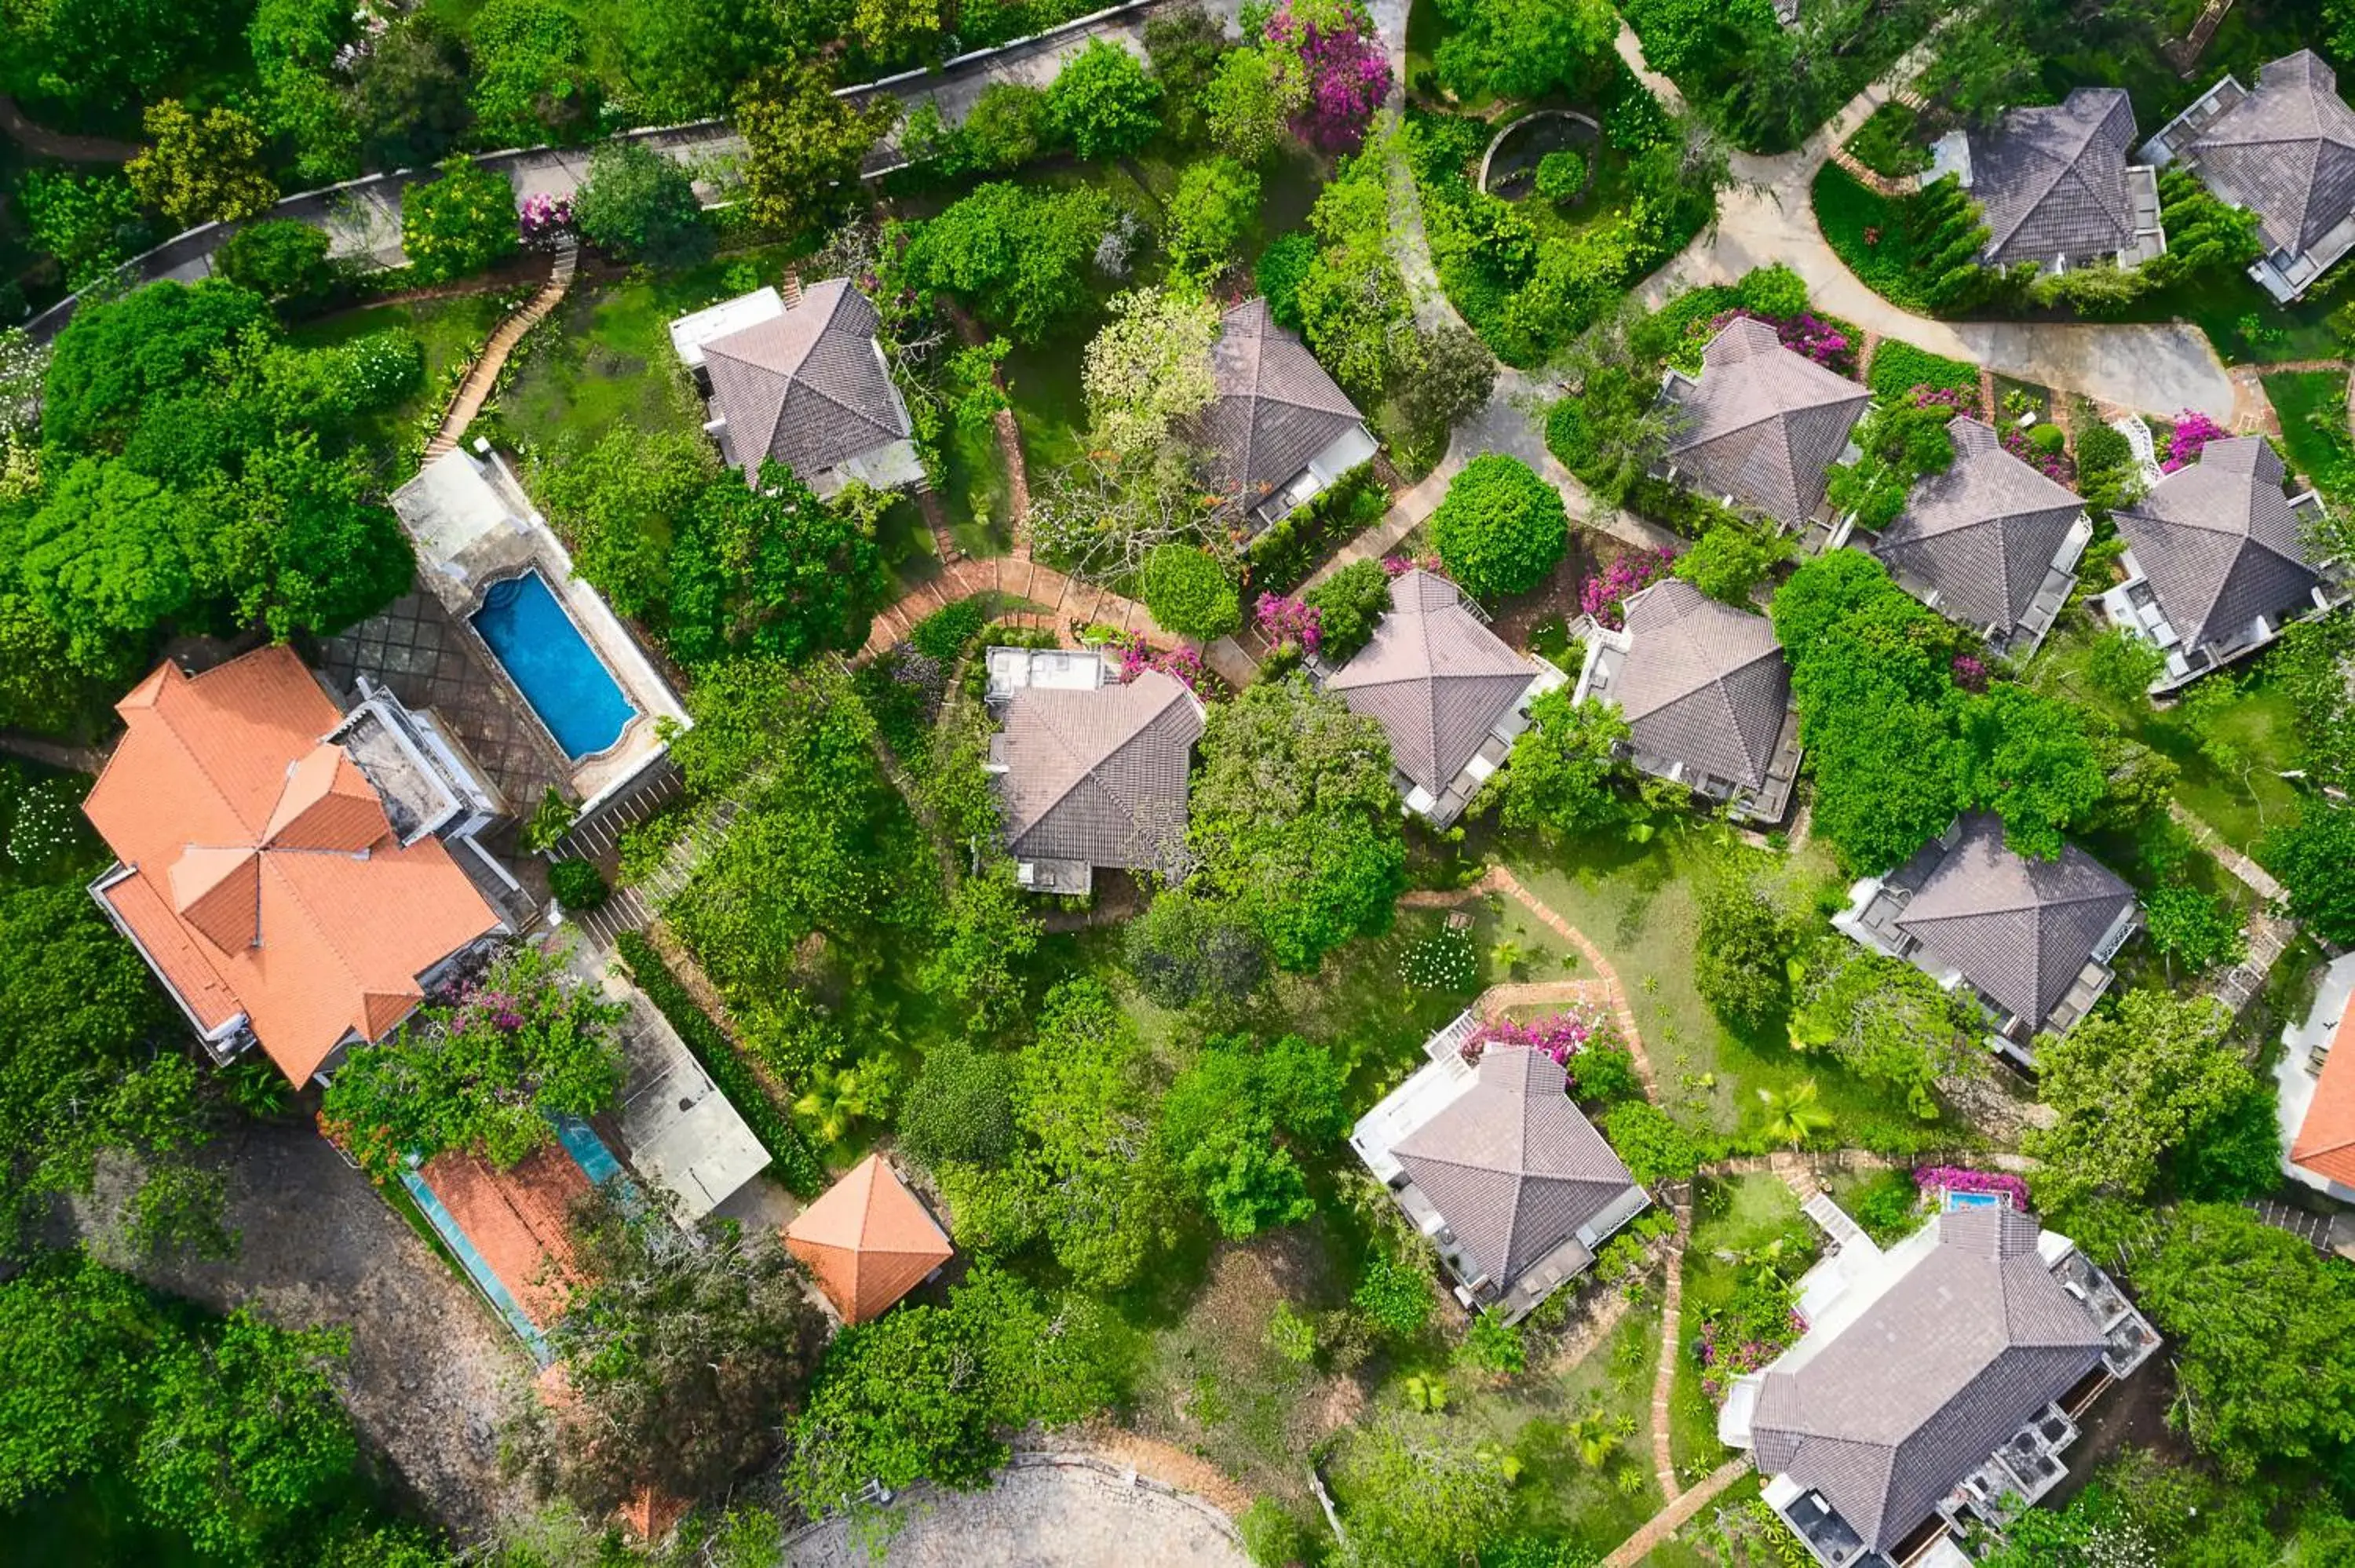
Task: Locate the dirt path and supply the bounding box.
[0,96,141,161]
[80,1119,536,1543]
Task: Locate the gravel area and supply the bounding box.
[785,1456,1248,1568]
[78,1118,539,1542]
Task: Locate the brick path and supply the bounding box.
[1648,1183,1693,1499]
[858,554,1172,658]
[425,242,577,463]
[1601,1457,1754,1567]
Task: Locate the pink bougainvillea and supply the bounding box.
[2002,425,2073,484]
[1913,1165,2032,1209]
[1696,1310,1809,1402]
[2161,410,2228,472]
[1461,1008,1615,1069]
[1950,653,1988,692]
[1579,547,1679,629]
[1254,592,1322,655]
[1114,633,1205,691]
[1264,0,1392,155]
[1714,308,1855,375]
[1381,552,1443,578]
[519,191,572,242]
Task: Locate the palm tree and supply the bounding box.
[1491,939,1526,978]
[1758,1079,1835,1147]
[1568,1407,1624,1468]
[793,1059,885,1147]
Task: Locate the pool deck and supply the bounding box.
[389,448,688,812]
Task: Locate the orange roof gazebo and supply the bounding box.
[2293,1005,2355,1187]
[783,1154,954,1323]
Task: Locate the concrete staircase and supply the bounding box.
[422,240,579,464]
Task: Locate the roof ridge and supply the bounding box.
[254,850,386,1040]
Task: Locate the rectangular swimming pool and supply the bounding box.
[469,570,636,760]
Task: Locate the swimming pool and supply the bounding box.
[1943,1190,2003,1212]
[469,571,636,760]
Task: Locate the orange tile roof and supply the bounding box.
[82,648,502,1084]
[783,1154,954,1323]
[421,1142,589,1329]
[2293,1005,2355,1187]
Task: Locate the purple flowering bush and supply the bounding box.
[1714,308,1856,376]
[1913,1165,2031,1209]
[1381,552,1444,578]
[1949,654,1988,693]
[1579,547,1678,629]
[2161,410,2228,472]
[1254,593,1323,656]
[1696,1270,1809,1402]
[2002,425,2073,484]
[1115,633,1207,691]
[1461,1008,1617,1070]
[519,191,574,243]
[1264,0,1392,154]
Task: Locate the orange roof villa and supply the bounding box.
[784,1154,955,1323]
[82,647,509,1085]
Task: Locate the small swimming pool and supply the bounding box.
[1943,1190,2003,1212]
[469,571,636,760]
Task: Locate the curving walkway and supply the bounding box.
[0,96,141,162]
[423,242,578,464]
[1626,28,2237,420]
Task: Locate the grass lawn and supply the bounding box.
[288,290,513,468]
[2029,615,2302,850]
[1812,162,1933,313]
[1638,1471,1767,1566]
[1668,1176,1810,1478]
[2262,369,2353,501]
[1002,334,1092,486]
[940,411,1016,557]
[1492,828,1957,1150]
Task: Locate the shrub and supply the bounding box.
[1429,454,1568,601]
[911,599,990,662]
[962,82,1053,171]
[1141,543,1241,642]
[1603,1099,1704,1183]
[1049,38,1164,161]
[1245,461,1387,592]
[548,859,609,911]
[1353,1250,1433,1337]
[572,140,713,269]
[1534,149,1586,202]
[612,930,825,1195]
[1302,557,1393,662]
[1569,1044,1643,1107]
[2028,422,2066,455]
[1254,231,1318,330]
[898,1038,1017,1169]
[1736,263,1810,321]
[1672,524,1788,604]
[215,219,335,302]
[400,156,520,283]
[1268,1300,1317,1363]
[1866,338,1979,403]
[1239,1499,1308,1568]
[1164,155,1261,275]
[2260,802,2355,945]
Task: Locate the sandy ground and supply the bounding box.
[77,1118,539,1542]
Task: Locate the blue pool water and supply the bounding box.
[1943,1190,2002,1212]
[469,571,636,759]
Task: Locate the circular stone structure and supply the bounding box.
[785,1456,1249,1567]
[1479,109,1602,202]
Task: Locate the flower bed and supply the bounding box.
[1253,593,1321,657]
[1912,1165,2030,1209]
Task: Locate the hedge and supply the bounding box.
[1867,338,1979,403]
[613,928,827,1197]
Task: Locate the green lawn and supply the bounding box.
[2029,617,2302,850]
[2262,369,2354,504]
[1668,1176,1810,1479]
[1002,334,1092,484]
[288,290,513,469]
[1492,830,1955,1150]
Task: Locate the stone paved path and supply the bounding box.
[1648,1183,1694,1501]
[425,242,577,464]
[1601,1457,1754,1567]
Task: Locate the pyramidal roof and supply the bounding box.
[1613,578,1791,791]
[2292,1005,2355,1187]
[1893,815,2135,1026]
[1751,1208,2109,1553]
[1665,318,1871,527]
[784,1154,955,1323]
[80,647,502,1084]
[1972,88,2139,266]
[2189,50,2355,257]
[1391,1047,1637,1286]
[1874,418,2086,634]
[997,669,1205,875]
[2112,435,2320,655]
[1196,297,1367,503]
[703,278,910,480]
[1327,570,1536,795]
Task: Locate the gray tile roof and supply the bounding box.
[1392,1046,1638,1287]
[998,669,1205,875]
[703,279,911,481]
[1751,1208,2109,1554]
[1972,88,2141,266]
[1873,418,2086,634]
[1614,578,1791,792]
[2188,50,2355,257]
[1664,319,1870,527]
[1195,297,1367,505]
[1893,815,2135,1026]
[2112,435,2320,656]
[1326,570,1536,796]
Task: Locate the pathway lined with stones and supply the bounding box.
[424,241,577,464]
[1604,1457,1755,1566]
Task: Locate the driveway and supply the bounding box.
[784,1456,1247,1568]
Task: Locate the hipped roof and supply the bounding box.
[785,1154,954,1324]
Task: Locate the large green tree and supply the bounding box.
[896,181,1117,345]
[320,944,626,1180]
[1188,675,1407,970]
[1429,454,1569,601]
[1499,689,1632,840]
[2027,991,2245,1213]
[2132,1203,2355,1479]
[572,140,714,269]
[734,58,897,238]
[1787,943,1978,1116]
[666,463,889,666]
[468,0,599,145]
